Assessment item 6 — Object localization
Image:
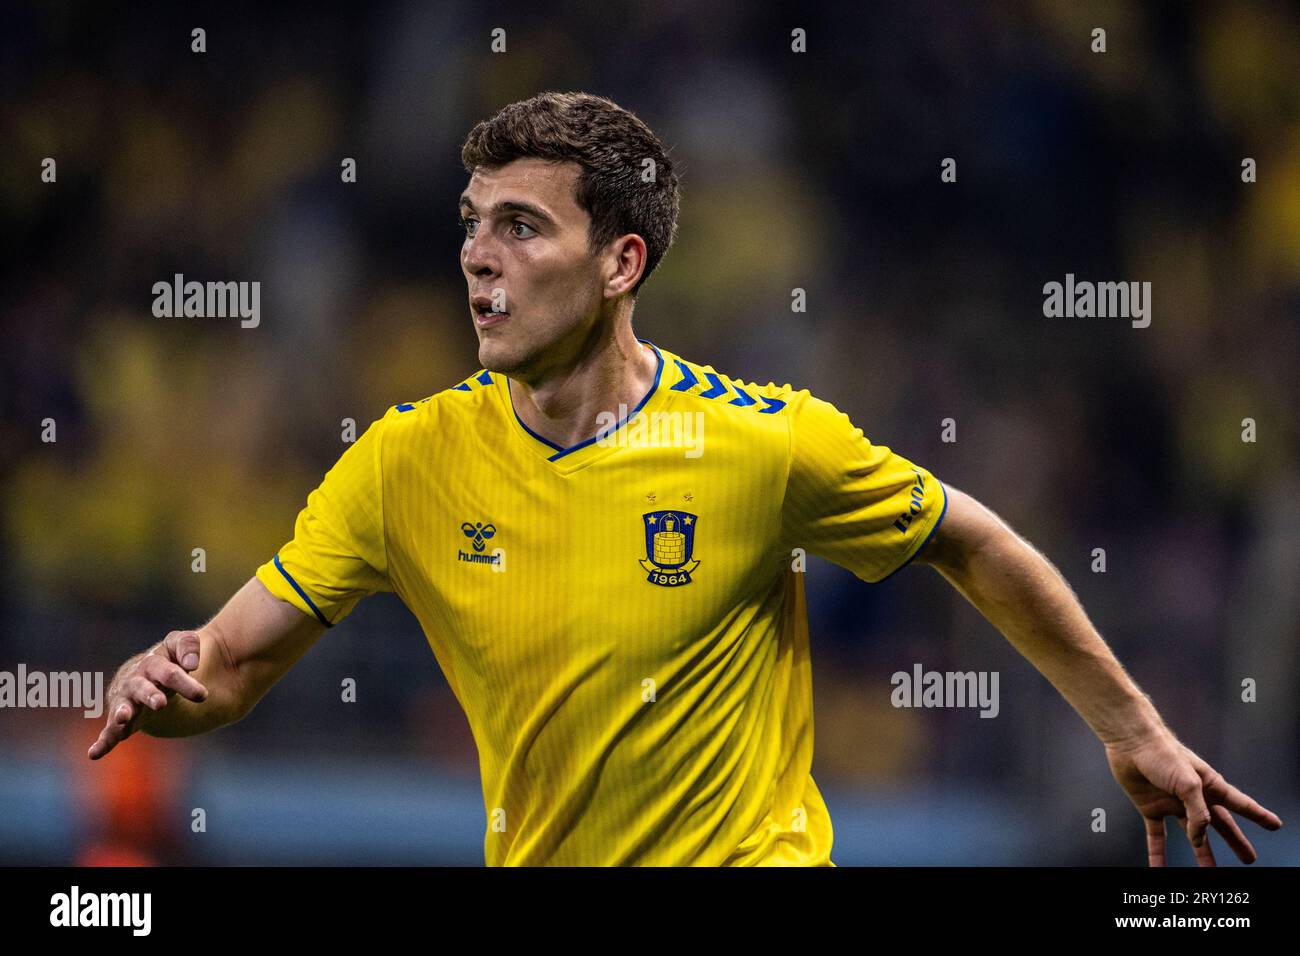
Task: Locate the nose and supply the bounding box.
[462,230,501,279]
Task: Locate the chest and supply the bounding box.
[386,443,788,657]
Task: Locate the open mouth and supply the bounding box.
[474,303,511,326]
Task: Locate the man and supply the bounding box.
[90,91,1282,867]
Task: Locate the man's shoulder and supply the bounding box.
[386,367,499,419]
[656,344,817,422]
[366,367,502,446]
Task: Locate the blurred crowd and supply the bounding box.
[2,0,1297,864]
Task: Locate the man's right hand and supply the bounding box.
[85,576,329,759]
[88,630,211,760]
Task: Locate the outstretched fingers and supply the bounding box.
[87,697,138,760]
[86,635,210,761]
[1208,804,1258,864]
[1173,771,1214,848]
[1204,772,1283,833]
[1176,815,1217,867]
[1145,816,1167,867]
[140,653,209,703]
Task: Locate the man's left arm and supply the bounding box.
[914,485,1283,866]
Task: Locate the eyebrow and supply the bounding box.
[458,194,557,228]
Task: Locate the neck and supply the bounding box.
[509,320,658,451]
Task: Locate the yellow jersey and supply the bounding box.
[255,339,948,865]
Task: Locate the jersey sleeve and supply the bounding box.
[780,390,948,584]
[254,412,393,626]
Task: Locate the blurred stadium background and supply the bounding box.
[2,0,1298,865]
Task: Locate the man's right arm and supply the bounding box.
[87,576,326,759]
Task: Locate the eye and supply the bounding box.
[458,215,478,237]
[511,221,537,239]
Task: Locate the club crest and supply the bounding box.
[640,510,700,587]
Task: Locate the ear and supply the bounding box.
[604,234,647,298]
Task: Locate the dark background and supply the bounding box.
[1,0,1297,864]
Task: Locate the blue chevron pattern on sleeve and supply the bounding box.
[667,357,790,415]
[698,372,728,400]
[669,359,698,391]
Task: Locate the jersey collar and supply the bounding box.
[500,339,668,472]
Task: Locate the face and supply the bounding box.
[459,158,609,379]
